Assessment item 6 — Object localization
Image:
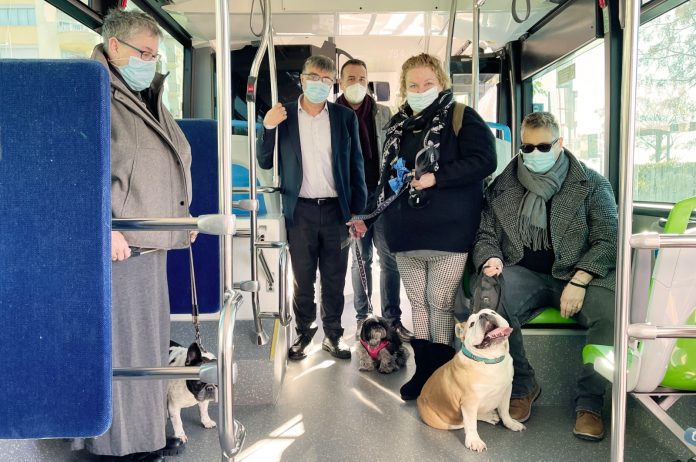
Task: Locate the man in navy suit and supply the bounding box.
[259,55,367,361]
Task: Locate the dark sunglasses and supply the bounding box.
[519,138,559,154]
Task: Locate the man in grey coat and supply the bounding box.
[75,9,192,462]
[336,59,414,342]
[472,112,617,442]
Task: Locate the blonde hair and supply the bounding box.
[399,53,452,103]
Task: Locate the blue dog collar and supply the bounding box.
[461,344,505,364]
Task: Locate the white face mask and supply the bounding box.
[343,83,368,104]
[407,87,439,113]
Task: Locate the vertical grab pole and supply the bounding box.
[611,0,639,460]
[267,17,280,188]
[472,0,484,111]
[214,0,244,458]
[246,0,273,345]
[444,0,457,75]
[218,291,245,461]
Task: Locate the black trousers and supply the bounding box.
[287,199,349,339]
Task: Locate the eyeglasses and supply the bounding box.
[519,138,559,154]
[302,73,334,86]
[117,39,161,62]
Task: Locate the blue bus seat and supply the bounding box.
[233,163,268,217]
[0,60,112,438]
[169,119,221,315]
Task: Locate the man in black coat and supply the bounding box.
[258,55,367,361]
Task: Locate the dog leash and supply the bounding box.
[347,179,412,317]
[188,241,204,351]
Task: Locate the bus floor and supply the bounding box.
[0,276,693,462]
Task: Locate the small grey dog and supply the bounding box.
[356,316,409,373]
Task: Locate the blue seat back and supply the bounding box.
[0,60,112,438]
[168,119,221,314]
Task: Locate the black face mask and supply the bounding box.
[408,145,439,209]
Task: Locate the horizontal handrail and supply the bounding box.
[232,186,280,194]
[113,214,235,235]
[630,232,696,249]
[256,240,285,249]
[628,324,696,339]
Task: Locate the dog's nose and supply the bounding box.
[205,384,216,393]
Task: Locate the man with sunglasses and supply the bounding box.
[259,56,367,362]
[472,112,617,442]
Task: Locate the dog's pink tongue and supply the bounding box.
[488,327,513,338]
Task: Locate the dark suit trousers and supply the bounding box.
[287,199,349,339]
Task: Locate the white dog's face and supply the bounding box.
[455,309,512,360]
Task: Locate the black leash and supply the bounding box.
[188,240,204,351]
[347,180,412,317]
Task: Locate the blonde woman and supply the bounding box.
[351,53,497,400]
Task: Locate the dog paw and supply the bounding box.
[358,361,374,371]
[202,419,217,429]
[175,433,188,444]
[465,436,487,452]
[378,365,395,374]
[503,419,525,432]
[478,410,500,425]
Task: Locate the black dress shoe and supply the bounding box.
[393,322,415,342]
[322,336,351,359]
[155,437,185,456]
[288,334,312,360]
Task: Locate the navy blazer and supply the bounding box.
[258,100,367,225]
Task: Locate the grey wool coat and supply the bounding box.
[472,150,618,290]
[92,45,192,250]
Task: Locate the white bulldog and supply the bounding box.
[167,341,218,443]
[417,309,525,452]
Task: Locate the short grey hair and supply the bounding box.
[102,9,163,46]
[521,111,560,139]
[302,55,336,75]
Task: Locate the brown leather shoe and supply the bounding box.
[573,411,605,441]
[509,382,541,422]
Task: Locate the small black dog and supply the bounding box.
[356,316,409,373]
[167,341,217,443]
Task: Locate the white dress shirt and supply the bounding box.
[297,96,337,198]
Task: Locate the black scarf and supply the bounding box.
[337,94,377,160]
[377,89,454,205]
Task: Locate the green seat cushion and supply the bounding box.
[660,309,696,391]
[528,307,578,325]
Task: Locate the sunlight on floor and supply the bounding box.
[292,359,336,381]
[351,387,384,414]
[237,414,305,462]
[358,372,404,402]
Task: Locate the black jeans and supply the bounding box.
[500,265,615,414]
[287,199,349,339]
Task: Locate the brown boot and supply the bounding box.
[573,411,605,441]
[509,382,541,422]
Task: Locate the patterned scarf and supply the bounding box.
[377,89,454,205]
[516,150,570,250]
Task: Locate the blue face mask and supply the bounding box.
[119,56,156,92]
[522,149,558,174]
[407,87,439,113]
[303,80,332,104]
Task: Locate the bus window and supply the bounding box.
[0,3,99,59]
[635,0,696,203]
[125,3,185,119]
[531,40,605,175]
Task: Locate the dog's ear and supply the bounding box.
[186,342,203,366]
[454,322,467,340]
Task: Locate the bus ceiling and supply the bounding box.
[162,0,560,51]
